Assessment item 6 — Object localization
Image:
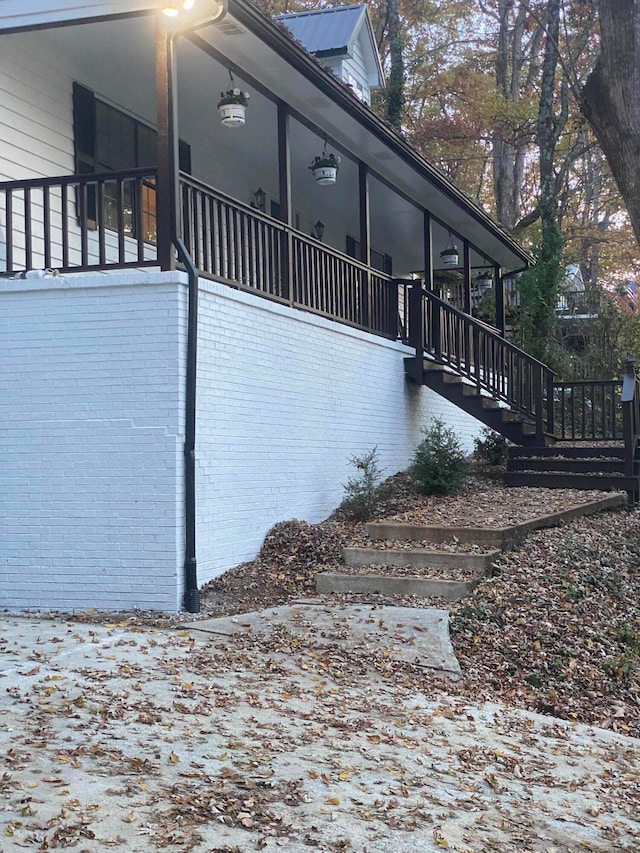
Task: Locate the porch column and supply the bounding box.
[155,23,179,271]
[494,264,505,336]
[423,211,433,290]
[277,102,292,225]
[359,161,370,328]
[277,101,293,302]
[463,240,471,314]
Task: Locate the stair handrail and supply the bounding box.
[622,358,640,478]
[407,283,556,441]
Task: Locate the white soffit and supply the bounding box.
[0,0,159,30]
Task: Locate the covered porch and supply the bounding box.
[0,0,530,339]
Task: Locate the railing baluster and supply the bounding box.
[24,187,32,270]
[6,190,13,271]
[43,187,51,269]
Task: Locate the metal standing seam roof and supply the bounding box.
[276,4,366,55]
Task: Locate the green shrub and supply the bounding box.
[473,426,510,467]
[340,447,385,520]
[412,418,467,495]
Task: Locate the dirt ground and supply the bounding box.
[1,614,639,852]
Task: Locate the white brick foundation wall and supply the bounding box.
[1,271,484,612]
[195,280,483,584]
[1,272,186,613]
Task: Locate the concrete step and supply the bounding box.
[365,494,626,549]
[342,546,499,572]
[316,572,480,601]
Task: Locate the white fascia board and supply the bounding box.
[0,0,158,31]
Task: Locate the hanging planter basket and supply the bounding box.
[217,71,250,128]
[218,101,247,127]
[440,245,459,267]
[309,153,341,186]
[476,274,493,292]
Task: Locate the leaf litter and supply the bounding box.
[2,473,640,850]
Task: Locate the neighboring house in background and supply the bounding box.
[276,4,384,106]
[0,0,534,614]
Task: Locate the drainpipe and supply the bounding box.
[175,238,200,613]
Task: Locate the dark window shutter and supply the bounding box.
[178,140,192,175]
[72,82,96,172]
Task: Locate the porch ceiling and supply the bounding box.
[27,0,531,275]
[194,0,531,274]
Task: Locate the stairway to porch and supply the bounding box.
[403,284,640,503]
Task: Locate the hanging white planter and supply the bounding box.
[476,274,493,292]
[218,102,246,127]
[217,72,250,128]
[440,245,459,267]
[312,164,338,185]
[309,152,341,186]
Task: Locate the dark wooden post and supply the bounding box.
[622,358,638,476]
[423,211,433,290]
[534,365,545,443]
[407,282,424,382]
[494,263,505,337]
[359,160,370,328]
[424,211,440,354]
[463,240,471,315]
[277,101,292,303]
[155,23,178,271]
[546,369,556,436]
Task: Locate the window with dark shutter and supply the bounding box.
[72,82,191,243]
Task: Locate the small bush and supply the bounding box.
[412,418,467,495]
[340,447,385,520]
[473,426,510,468]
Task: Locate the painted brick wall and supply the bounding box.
[195,280,484,584]
[0,272,186,613]
[1,271,484,612]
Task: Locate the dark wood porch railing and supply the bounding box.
[405,283,634,447]
[407,284,555,441]
[0,168,159,273]
[0,169,397,340]
[550,379,622,441]
[179,174,397,338]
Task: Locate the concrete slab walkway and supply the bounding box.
[0,613,639,852]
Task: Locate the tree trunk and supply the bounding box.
[385,0,405,131]
[581,0,640,246]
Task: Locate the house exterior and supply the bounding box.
[0,0,534,614]
[276,5,384,106]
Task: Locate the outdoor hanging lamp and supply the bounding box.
[251,187,266,212]
[313,220,325,240]
[162,0,196,16]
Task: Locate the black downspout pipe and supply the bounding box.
[174,237,200,613]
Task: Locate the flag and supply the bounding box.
[626,282,638,311]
